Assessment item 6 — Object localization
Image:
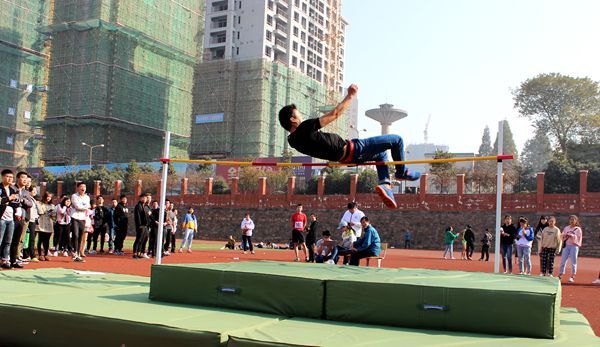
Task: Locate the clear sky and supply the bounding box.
[341,0,600,154]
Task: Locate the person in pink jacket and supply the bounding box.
[558,215,583,283]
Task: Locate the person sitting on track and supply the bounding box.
[278,84,420,209]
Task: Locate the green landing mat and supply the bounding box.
[226,308,599,347]
[0,268,280,347]
[150,261,356,319]
[0,268,597,347]
[150,261,560,338]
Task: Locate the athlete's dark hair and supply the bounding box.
[278,104,297,131]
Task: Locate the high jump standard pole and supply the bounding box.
[155,131,171,265]
[494,121,504,273]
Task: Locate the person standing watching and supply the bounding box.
[349,216,380,266]
[179,207,197,253]
[442,226,459,260]
[500,215,517,274]
[340,202,365,238]
[290,204,308,262]
[70,182,90,262]
[133,194,148,259]
[91,195,110,253]
[516,217,535,275]
[113,195,129,255]
[163,200,176,255]
[463,225,475,260]
[538,216,561,277]
[479,228,493,261]
[0,169,19,269]
[10,172,33,268]
[240,213,255,254]
[404,229,412,249]
[306,213,318,262]
[558,215,583,283]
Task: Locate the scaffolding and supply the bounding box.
[190,57,348,159]
[0,0,51,167]
[41,0,204,166]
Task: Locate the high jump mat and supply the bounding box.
[0,268,597,347]
[150,261,561,338]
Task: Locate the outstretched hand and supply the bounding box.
[347,84,358,97]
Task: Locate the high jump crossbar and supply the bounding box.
[159,154,514,167]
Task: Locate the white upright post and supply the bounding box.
[494,121,504,273]
[156,131,171,265]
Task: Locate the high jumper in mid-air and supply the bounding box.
[278,84,420,209]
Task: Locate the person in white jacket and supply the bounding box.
[240,213,255,254]
[340,202,365,238]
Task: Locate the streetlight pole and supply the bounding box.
[81,142,105,168]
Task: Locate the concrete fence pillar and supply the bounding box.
[456,174,465,196]
[258,177,267,196]
[114,180,122,199]
[181,178,188,195]
[579,170,588,211]
[230,177,239,195]
[134,180,142,197]
[39,182,47,197]
[56,181,63,198]
[94,180,101,197]
[317,176,325,197]
[287,176,296,200]
[536,172,545,209]
[205,177,213,196]
[419,173,428,199]
[349,174,358,201]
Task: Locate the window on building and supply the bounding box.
[238,16,241,24]
[268,1,274,10]
[239,0,242,9]
[294,12,299,22]
[292,41,298,51]
[266,30,272,41]
[302,3,307,12]
[301,32,306,43]
[237,31,240,40]
[292,56,297,66]
[265,46,272,57]
[301,17,306,28]
[300,60,305,70]
[267,15,273,26]
[237,47,240,55]
[300,46,305,56]
[293,26,299,36]
[295,0,299,6]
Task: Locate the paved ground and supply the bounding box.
[17,239,600,336]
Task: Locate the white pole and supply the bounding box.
[156,131,171,265]
[494,121,504,273]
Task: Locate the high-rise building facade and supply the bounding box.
[0,0,51,168]
[191,0,349,159]
[40,0,204,166]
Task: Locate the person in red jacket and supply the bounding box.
[290,204,308,262]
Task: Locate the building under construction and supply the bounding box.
[0,0,51,168]
[191,0,349,159]
[41,0,204,165]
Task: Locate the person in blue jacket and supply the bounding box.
[349,216,381,266]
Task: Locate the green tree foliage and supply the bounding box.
[492,120,519,162]
[357,169,378,193]
[212,176,230,194]
[478,126,493,156]
[125,161,142,193]
[521,130,553,174]
[543,158,579,194]
[429,150,456,193]
[513,73,600,156]
[238,167,264,192]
